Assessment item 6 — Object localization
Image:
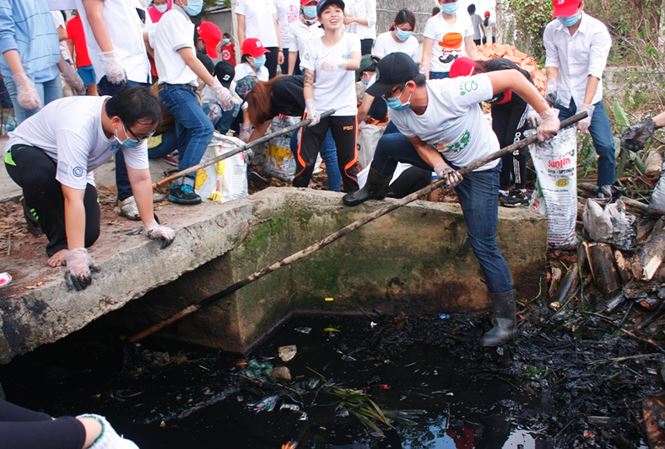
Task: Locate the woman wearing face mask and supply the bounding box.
[234,37,271,141]
[372,9,419,63]
[148,0,172,22]
[296,0,361,191]
[421,0,478,79]
[3,88,176,290]
[286,0,323,76]
[151,0,236,205]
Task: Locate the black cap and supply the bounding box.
[317,0,344,16]
[214,61,235,88]
[366,52,419,98]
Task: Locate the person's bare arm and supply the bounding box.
[178,47,216,86]
[126,167,154,227]
[421,37,433,79]
[82,0,114,52]
[357,94,375,123]
[288,50,297,75]
[464,35,478,59]
[487,69,549,113]
[236,14,246,46]
[62,185,86,250]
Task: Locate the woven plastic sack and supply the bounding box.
[263,115,297,181]
[195,133,248,202]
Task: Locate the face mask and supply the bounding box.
[557,12,581,27]
[222,38,231,46]
[251,55,266,69]
[303,5,317,18]
[115,124,143,149]
[154,3,168,13]
[361,78,369,87]
[385,91,412,111]
[183,0,203,16]
[395,29,412,42]
[441,2,458,14]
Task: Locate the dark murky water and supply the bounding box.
[0,312,655,448]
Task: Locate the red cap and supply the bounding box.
[449,57,476,78]
[300,0,317,5]
[241,37,270,58]
[552,0,581,17]
[484,11,490,17]
[197,21,222,59]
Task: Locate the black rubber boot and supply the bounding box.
[342,168,391,207]
[481,289,517,347]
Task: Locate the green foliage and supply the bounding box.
[332,388,393,432]
[506,0,552,60]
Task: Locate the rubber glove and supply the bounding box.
[305,99,320,127]
[64,248,99,291]
[524,105,541,129]
[433,161,463,187]
[212,78,234,110]
[61,62,85,95]
[239,126,252,142]
[621,117,656,151]
[14,73,41,110]
[145,220,176,249]
[537,108,560,141]
[77,414,139,449]
[320,57,348,71]
[101,50,127,84]
[576,103,594,133]
[545,82,557,106]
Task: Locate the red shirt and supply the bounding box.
[66,15,92,68]
[221,43,236,67]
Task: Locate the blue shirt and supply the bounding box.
[0,0,60,83]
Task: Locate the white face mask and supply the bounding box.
[154,3,168,12]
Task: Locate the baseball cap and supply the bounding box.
[551,0,581,17]
[484,10,490,17]
[449,57,476,78]
[300,0,318,5]
[355,54,378,81]
[214,61,235,88]
[366,52,419,98]
[317,0,344,16]
[241,37,270,58]
[197,21,222,59]
[235,75,258,100]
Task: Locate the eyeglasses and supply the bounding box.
[382,84,405,100]
[122,121,156,141]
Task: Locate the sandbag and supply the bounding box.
[195,133,248,203]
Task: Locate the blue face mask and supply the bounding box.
[395,29,412,42]
[222,38,231,46]
[183,0,203,16]
[303,5,317,18]
[557,12,581,27]
[441,2,459,15]
[115,124,145,149]
[251,55,266,69]
[385,91,412,111]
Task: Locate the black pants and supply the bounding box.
[0,399,85,449]
[5,145,100,256]
[360,38,373,56]
[265,46,280,79]
[491,100,529,190]
[389,166,432,198]
[294,115,359,192]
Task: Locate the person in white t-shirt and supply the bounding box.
[343,0,376,55]
[372,9,419,63]
[3,88,175,290]
[275,0,300,74]
[421,0,478,79]
[297,0,361,191]
[286,0,324,75]
[235,0,284,78]
[152,0,235,205]
[234,37,271,141]
[343,52,561,347]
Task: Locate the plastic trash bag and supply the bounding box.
[583,198,636,251]
[263,115,297,181]
[650,160,665,215]
[195,133,248,203]
[357,122,385,170]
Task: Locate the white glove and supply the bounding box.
[14,73,41,110]
[212,79,234,110]
[524,105,541,129]
[64,248,99,291]
[101,50,127,85]
[145,220,175,249]
[305,99,320,127]
[61,62,85,95]
[536,108,560,141]
[433,161,463,187]
[576,103,594,133]
[238,126,252,142]
[320,57,348,72]
[77,414,139,449]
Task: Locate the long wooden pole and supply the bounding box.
[130,112,588,342]
[154,109,336,188]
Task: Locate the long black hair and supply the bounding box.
[389,9,416,31]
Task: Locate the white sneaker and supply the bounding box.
[78,414,140,449]
[117,196,140,221]
[312,154,323,174]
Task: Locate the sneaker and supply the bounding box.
[22,199,42,236]
[501,190,530,208]
[168,183,201,205]
[117,196,141,220]
[161,153,179,167]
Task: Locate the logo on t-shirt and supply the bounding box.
[72,166,85,178]
[437,32,464,64]
[434,130,471,153]
[458,79,479,96]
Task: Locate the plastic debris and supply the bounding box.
[324,297,335,302]
[438,312,450,320]
[370,321,378,328]
[271,366,292,381]
[278,345,297,362]
[294,327,312,334]
[280,403,301,412]
[243,359,273,379]
[0,272,12,288]
[323,327,341,334]
[252,395,279,413]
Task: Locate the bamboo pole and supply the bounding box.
[130,111,588,343]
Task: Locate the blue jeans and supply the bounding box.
[159,84,213,181]
[429,71,450,80]
[202,101,240,134]
[97,77,151,201]
[290,128,341,191]
[148,127,178,159]
[4,75,62,124]
[371,132,513,294]
[555,98,616,186]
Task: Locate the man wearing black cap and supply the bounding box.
[200,61,242,135]
[343,52,560,347]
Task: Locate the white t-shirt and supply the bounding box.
[300,33,361,116]
[5,96,149,189]
[234,0,279,48]
[74,0,151,84]
[274,0,299,50]
[372,31,419,62]
[344,0,376,40]
[390,74,500,170]
[287,20,323,54]
[234,62,269,83]
[423,13,474,74]
[51,11,73,63]
[153,7,197,85]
